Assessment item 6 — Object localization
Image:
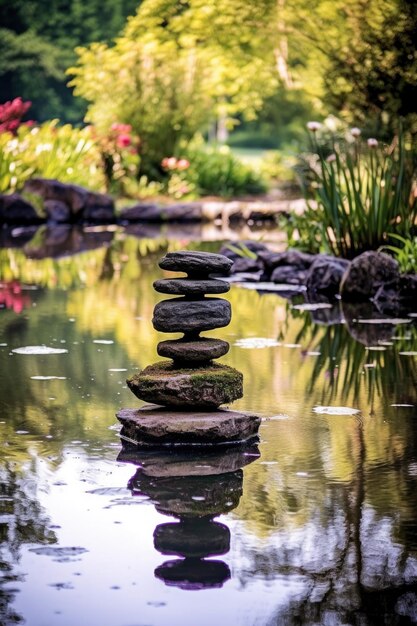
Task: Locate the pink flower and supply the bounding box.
[116,133,131,148]
[111,123,132,134]
[307,121,322,132]
[162,157,178,170]
[176,158,190,170]
[350,127,361,138]
[367,138,378,148]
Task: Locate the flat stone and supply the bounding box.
[153,278,230,295]
[117,404,260,444]
[126,361,243,409]
[159,251,233,276]
[126,362,243,408]
[153,298,231,334]
[157,338,229,364]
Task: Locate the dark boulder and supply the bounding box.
[340,251,399,301]
[306,255,350,295]
[258,249,315,278]
[373,274,417,316]
[231,257,264,273]
[0,193,43,225]
[22,178,115,222]
[120,202,204,222]
[44,200,70,223]
[270,265,307,285]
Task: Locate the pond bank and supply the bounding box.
[0,177,305,227]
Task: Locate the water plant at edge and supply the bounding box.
[294,125,417,258]
[382,233,417,274]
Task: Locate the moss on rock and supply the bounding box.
[127,361,243,408]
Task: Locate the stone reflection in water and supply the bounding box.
[118,443,260,590]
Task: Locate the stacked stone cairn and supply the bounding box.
[117,250,261,445]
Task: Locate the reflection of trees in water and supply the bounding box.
[290,300,417,407]
[233,412,417,624]
[0,462,56,625]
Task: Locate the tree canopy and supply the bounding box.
[0,0,138,122]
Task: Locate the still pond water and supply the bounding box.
[1,226,417,626]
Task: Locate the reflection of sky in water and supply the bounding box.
[12,454,307,626]
[1,237,417,625]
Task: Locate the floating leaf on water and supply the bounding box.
[234,337,281,349]
[391,403,414,407]
[12,346,68,355]
[30,376,67,380]
[313,405,360,415]
[399,351,417,356]
[355,318,410,325]
[240,282,306,292]
[263,414,290,421]
[93,340,114,345]
[292,303,333,311]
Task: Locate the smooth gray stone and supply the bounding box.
[117,405,261,444]
[153,298,231,333]
[159,251,233,276]
[153,278,230,295]
[340,251,399,301]
[157,338,229,363]
[126,362,243,408]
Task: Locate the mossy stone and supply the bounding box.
[126,361,243,408]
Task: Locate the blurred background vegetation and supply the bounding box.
[1,0,416,253]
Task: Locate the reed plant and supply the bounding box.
[297,125,417,258]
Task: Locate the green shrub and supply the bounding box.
[182,141,267,198]
[0,121,105,193]
[293,124,417,258]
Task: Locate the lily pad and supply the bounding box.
[234,337,281,349]
[12,346,68,355]
[313,405,360,415]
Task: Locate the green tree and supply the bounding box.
[69,0,279,175]
[280,0,417,135]
[0,0,139,123]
